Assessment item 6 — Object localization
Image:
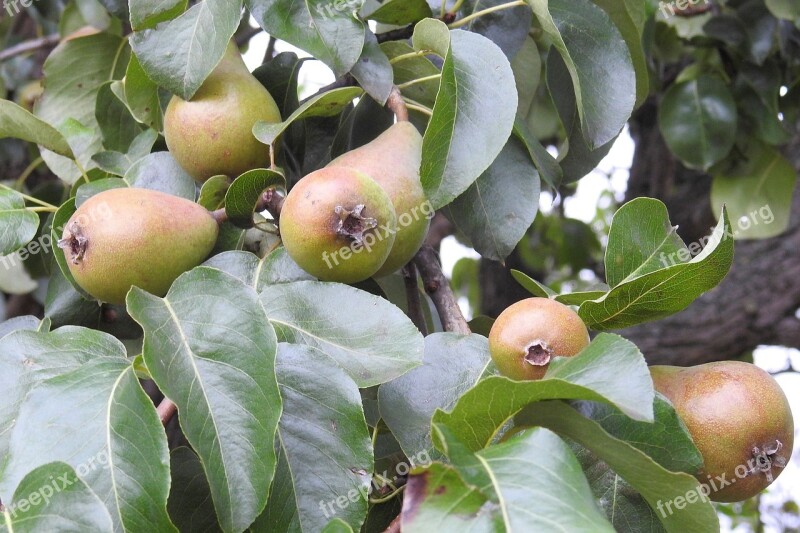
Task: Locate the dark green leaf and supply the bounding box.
[0,100,73,157]
[167,447,220,533]
[659,75,737,171]
[351,32,394,105]
[130,0,188,30]
[0,189,39,255]
[224,169,285,228]
[129,0,243,100]
[260,281,424,387]
[127,267,281,533]
[360,0,432,25]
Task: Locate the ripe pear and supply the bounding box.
[58,188,218,304]
[280,167,398,283]
[164,42,281,183]
[650,361,794,502]
[327,122,430,276]
[489,297,590,380]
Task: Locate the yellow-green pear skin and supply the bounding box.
[58,188,218,304]
[489,297,590,380]
[280,167,398,283]
[327,122,430,276]
[650,362,794,502]
[164,42,281,183]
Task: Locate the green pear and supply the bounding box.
[58,188,218,304]
[280,167,398,283]
[164,42,281,183]
[327,122,430,276]
[489,297,590,380]
[651,361,794,502]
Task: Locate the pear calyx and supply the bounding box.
[334,204,378,246]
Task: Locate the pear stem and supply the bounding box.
[386,86,409,122]
[157,398,177,426]
[413,245,471,335]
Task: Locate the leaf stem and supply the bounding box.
[448,0,527,29]
[402,98,434,117]
[448,0,466,15]
[28,206,57,213]
[0,183,59,210]
[389,50,433,65]
[370,484,406,504]
[396,74,442,90]
[14,156,43,190]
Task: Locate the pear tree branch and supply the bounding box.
[0,34,59,62]
[413,245,470,335]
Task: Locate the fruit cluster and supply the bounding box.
[488,297,794,502]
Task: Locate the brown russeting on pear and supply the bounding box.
[335,204,377,245]
[524,340,553,366]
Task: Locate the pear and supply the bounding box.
[164,42,281,183]
[280,167,398,283]
[58,188,218,304]
[489,297,590,380]
[650,361,794,502]
[327,122,430,276]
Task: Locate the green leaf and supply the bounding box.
[432,333,653,453]
[510,269,557,298]
[35,33,129,183]
[95,82,142,152]
[512,37,541,119]
[129,0,243,100]
[260,281,424,387]
[415,20,517,209]
[360,0,431,25]
[167,447,220,533]
[659,75,737,170]
[0,348,174,532]
[604,198,688,288]
[130,0,188,30]
[204,248,314,291]
[766,0,800,19]
[591,0,649,106]
[255,344,372,532]
[91,128,159,176]
[0,100,73,157]
[473,428,614,532]
[378,333,493,460]
[711,142,796,239]
[580,202,735,330]
[0,316,41,340]
[322,518,355,533]
[224,169,285,228]
[528,0,636,148]
[123,151,197,199]
[247,0,366,77]
[350,32,394,105]
[0,462,113,533]
[402,463,502,532]
[198,175,231,210]
[122,53,164,130]
[127,267,282,533]
[253,87,363,147]
[578,395,703,474]
[445,136,540,261]
[519,402,720,533]
[459,0,533,59]
[0,189,39,255]
[381,41,440,109]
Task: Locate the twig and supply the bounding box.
[402,263,428,335]
[386,86,409,122]
[413,245,470,335]
[383,515,402,533]
[0,34,60,62]
[264,36,277,62]
[157,398,177,426]
[235,26,263,47]
[376,24,414,43]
